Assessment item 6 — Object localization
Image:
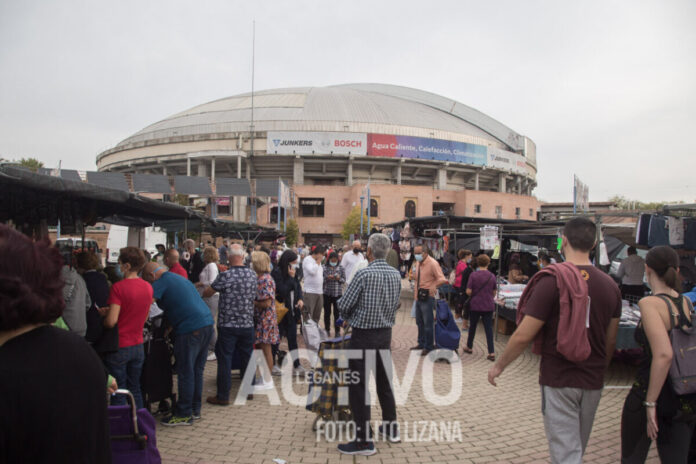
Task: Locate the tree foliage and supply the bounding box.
[341,206,369,240]
[608,195,684,212]
[15,157,44,172]
[285,218,299,246]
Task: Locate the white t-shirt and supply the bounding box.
[341,251,365,284]
[302,255,324,294]
[199,262,219,309]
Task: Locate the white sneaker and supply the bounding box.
[207,353,216,361]
[454,318,463,323]
[272,366,282,376]
[253,380,275,391]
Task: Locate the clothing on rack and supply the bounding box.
[668,217,685,246]
[635,213,651,246]
[685,218,696,250]
[647,215,669,247]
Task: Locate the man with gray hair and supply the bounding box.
[180,238,205,283]
[201,244,258,405]
[336,233,401,456]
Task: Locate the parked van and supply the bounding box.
[105,225,128,264]
[55,238,103,264]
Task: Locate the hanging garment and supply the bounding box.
[647,215,669,247]
[685,218,696,250]
[668,217,685,246]
[636,213,652,246]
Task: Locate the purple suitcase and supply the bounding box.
[109,389,162,464]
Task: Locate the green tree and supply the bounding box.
[285,218,299,246]
[341,206,368,240]
[608,194,683,211]
[15,157,44,172]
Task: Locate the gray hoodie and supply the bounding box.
[61,266,91,337]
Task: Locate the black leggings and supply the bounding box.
[621,388,696,463]
[466,311,494,354]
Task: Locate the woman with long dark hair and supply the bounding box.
[271,250,305,373]
[621,245,696,463]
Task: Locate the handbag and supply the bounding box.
[276,300,289,323]
[416,262,430,302]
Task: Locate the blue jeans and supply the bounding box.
[105,344,145,409]
[415,297,435,351]
[173,325,213,417]
[215,326,255,401]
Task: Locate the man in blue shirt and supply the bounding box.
[142,262,214,426]
[202,244,258,405]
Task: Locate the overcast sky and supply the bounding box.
[1,1,694,203]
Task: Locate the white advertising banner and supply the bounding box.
[266,131,367,155]
[487,147,528,175]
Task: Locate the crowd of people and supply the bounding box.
[3,217,696,461]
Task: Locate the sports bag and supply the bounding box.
[657,294,696,395]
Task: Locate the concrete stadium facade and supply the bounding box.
[97,84,540,243]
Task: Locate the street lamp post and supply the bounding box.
[359,195,365,237]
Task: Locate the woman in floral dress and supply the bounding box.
[252,251,279,390]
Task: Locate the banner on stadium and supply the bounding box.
[266,131,367,155]
[367,134,487,165]
[487,147,528,175]
[574,175,589,213]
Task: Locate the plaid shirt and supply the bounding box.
[323,264,346,297]
[337,259,401,329]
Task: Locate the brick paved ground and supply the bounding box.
[157,294,659,463]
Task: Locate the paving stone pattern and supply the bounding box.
[158,294,659,463]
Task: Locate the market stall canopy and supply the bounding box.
[132,174,173,194]
[37,168,83,182]
[85,171,130,191]
[0,164,205,233]
[173,175,212,195]
[215,178,252,196]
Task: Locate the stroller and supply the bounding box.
[306,327,353,432]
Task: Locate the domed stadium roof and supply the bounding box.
[114,83,526,152]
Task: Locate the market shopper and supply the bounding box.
[198,246,220,360]
[202,244,258,405]
[411,244,448,355]
[341,240,365,285]
[142,262,214,425]
[488,217,621,464]
[323,251,346,336]
[271,250,305,372]
[218,239,230,266]
[302,245,325,323]
[60,254,91,337]
[617,246,646,302]
[462,254,497,360]
[181,238,205,283]
[0,225,112,463]
[337,233,401,456]
[620,246,696,462]
[103,246,152,409]
[165,248,188,279]
[453,249,472,323]
[251,251,279,391]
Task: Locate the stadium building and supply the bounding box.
[97,84,540,244]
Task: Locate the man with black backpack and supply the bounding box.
[488,217,621,464]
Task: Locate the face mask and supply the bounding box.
[292,263,300,270]
[353,248,360,254]
[466,258,472,264]
[330,262,337,267]
[414,254,423,262]
[115,264,123,278]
